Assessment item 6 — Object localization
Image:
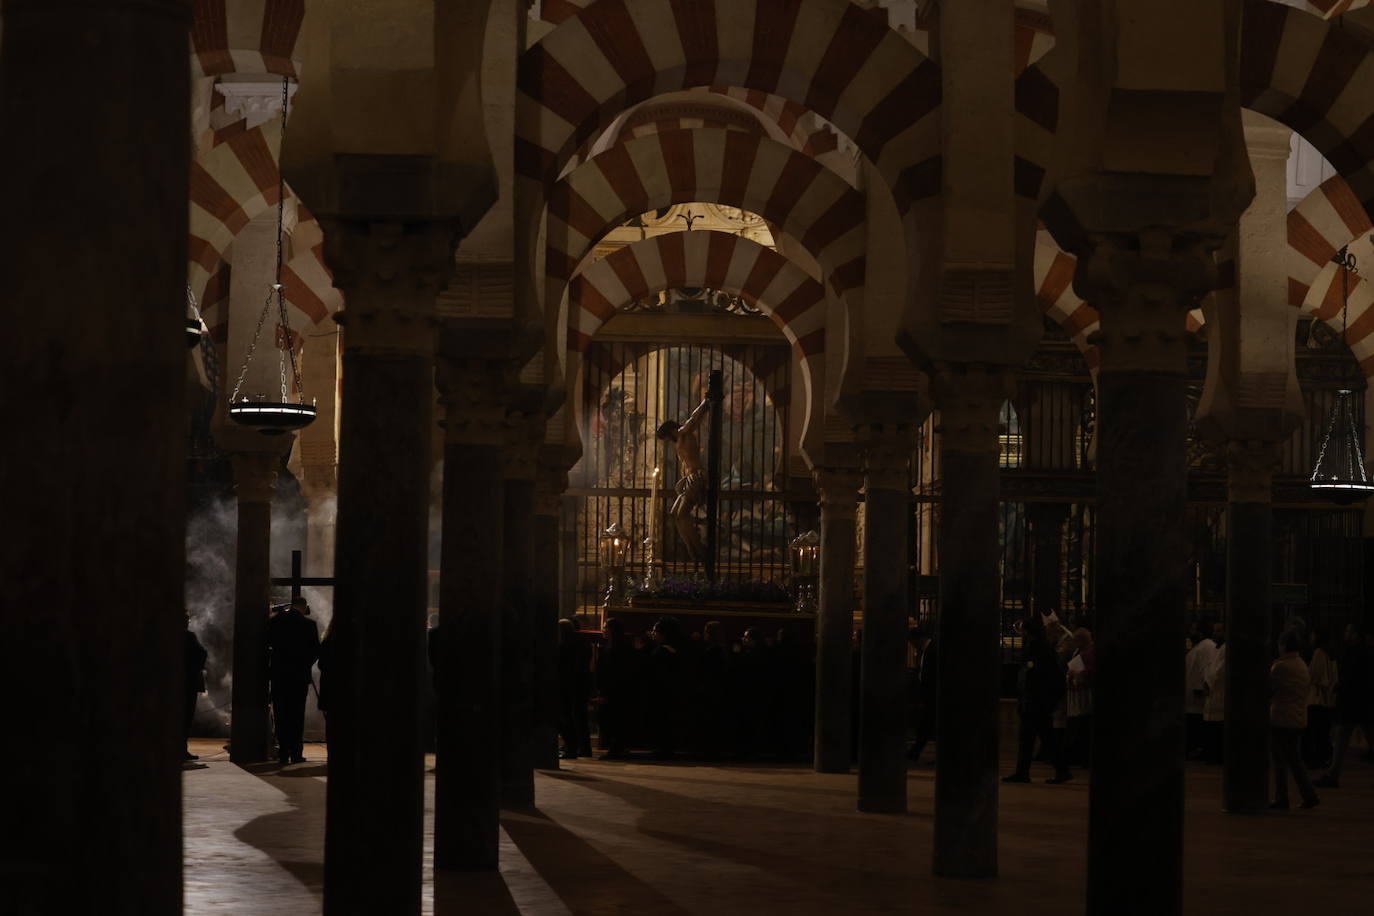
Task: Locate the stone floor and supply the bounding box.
[183,738,1374,914]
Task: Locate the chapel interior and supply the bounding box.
[6,0,1374,913]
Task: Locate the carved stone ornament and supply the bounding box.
[231,451,279,504]
[931,362,1011,454]
[814,467,863,521]
[213,79,298,130]
[1078,230,1220,374]
[502,413,545,481]
[855,423,916,492]
[435,357,513,448]
[325,221,457,354]
[1226,439,1283,504]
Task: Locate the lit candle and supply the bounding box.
[648,466,661,544]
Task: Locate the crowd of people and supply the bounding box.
[559,616,817,762]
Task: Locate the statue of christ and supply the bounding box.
[656,396,711,564]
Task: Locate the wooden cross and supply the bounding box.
[271,549,335,601]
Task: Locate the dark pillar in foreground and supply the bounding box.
[322,222,452,915]
[1223,442,1278,813]
[857,429,913,813]
[814,467,862,773]
[1083,233,1212,915]
[932,366,1007,878]
[533,451,574,770]
[434,345,510,872]
[230,452,277,763]
[500,412,540,808]
[0,2,189,910]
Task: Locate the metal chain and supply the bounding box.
[229,288,273,404]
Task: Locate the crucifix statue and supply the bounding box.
[655,370,724,574]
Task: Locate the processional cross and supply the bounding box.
[271,550,335,602]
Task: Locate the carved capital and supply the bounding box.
[1078,230,1219,374]
[855,423,915,492]
[503,413,544,481]
[1227,439,1282,504]
[300,462,337,496]
[324,221,457,355]
[814,467,863,522]
[213,78,297,130]
[231,451,278,504]
[931,362,1011,454]
[436,357,512,447]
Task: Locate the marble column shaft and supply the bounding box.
[1223,442,1279,813]
[857,435,912,813]
[434,357,508,871]
[322,224,450,915]
[932,367,1006,878]
[0,1,190,911]
[231,452,278,763]
[501,440,538,809]
[1082,233,1211,916]
[814,468,862,773]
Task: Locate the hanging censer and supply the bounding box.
[227,76,316,436]
[1309,242,1374,504]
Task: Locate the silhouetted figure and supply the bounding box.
[850,627,863,762]
[268,595,320,764]
[316,622,334,716]
[695,620,730,759]
[1303,627,1337,770]
[1005,618,1070,784]
[1318,624,1373,788]
[184,615,208,761]
[1270,629,1319,809]
[774,628,809,760]
[1065,626,1095,768]
[908,627,938,764]
[597,618,634,759]
[732,626,774,759]
[1185,622,1221,760]
[558,618,592,758]
[648,616,687,759]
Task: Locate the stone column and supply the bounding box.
[321,222,452,914]
[1223,442,1280,812]
[500,410,541,809]
[856,428,913,813]
[230,451,278,763]
[931,364,1008,878]
[560,493,582,618]
[1080,232,1215,914]
[0,1,189,911]
[433,348,509,872]
[533,451,573,770]
[814,467,863,773]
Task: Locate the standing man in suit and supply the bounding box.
[268,595,320,764]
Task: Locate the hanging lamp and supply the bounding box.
[227,76,316,436]
[1309,243,1374,504]
[185,284,208,349]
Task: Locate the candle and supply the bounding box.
[648,466,661,545]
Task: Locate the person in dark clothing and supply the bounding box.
[184,615,208,761]
[648,616,686,760]
[268,595,320,764]
[558,618,592,758]
[908,628,938,764]
[695,620,730,759]
[1317,624,1374,788]
[597,618,634,759]
[1004,617,1071,784]
[733,626,774,759]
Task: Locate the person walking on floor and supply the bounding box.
[1185,622,1222,760]
[1004,616,1071,785]
[267,595,320,765]
[1202,641,1226,765]
[1270,629,1319,810]
[1304,628,1338,770]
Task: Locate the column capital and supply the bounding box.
[931,362,1012,454]
[814,467,863,521]
[436,356,513,447]
[534,445,579,517]
[231,451,279,504]
[1227,439,1282,504]
[325,221,457,355]
[855,423,914,492]
[1077,230,1220,374]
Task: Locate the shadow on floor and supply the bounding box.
[433,870,522,916]
[502,808,694,915]
[231,764,328,896]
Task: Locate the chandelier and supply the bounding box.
[1309,242,1374,504]
[185,284,207,349]
[227,76,316,436]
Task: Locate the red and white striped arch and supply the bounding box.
[517,0,940,209]
[191,0,305,79]
[1240,0,1374,213]
[1296,0,1372,17]
[570,231,826,359]
[569,231,828,455]
[546,129,865,340]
